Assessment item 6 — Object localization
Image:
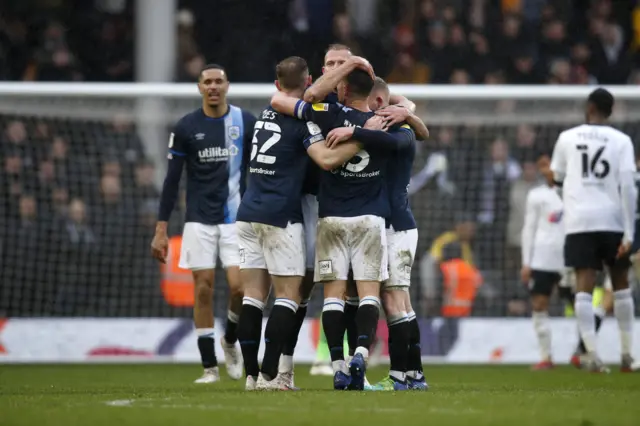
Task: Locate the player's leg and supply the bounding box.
[344,273,359,358]
[180,223,220,383]
[403,291,428,390]
[315,217,351,389]
[236,221,270,390]
[349,215,387,391]
[281,272,315,383]
[605,232,635,372]
[567,233,607,372]
[255,222,305,390]
[218,223,244,380]
[529,271,558,370]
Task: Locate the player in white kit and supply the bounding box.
[550,88,637,372]
[521,154,566,370]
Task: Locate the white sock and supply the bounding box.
[196,328,215,338]
[575,292,597,353]
[331,360,347,374]
[614,288,634,356]
[406,370,424,380]
[532,311,551,361]
[389,370,405,382]
[279,355,294,374]
[354,346,369,360]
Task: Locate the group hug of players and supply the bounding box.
[525,88,639,373]
[151,44,430,391]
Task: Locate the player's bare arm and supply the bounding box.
[303,56,374,104]
[306,139,361,171]
[389,94,416,112]
[271,91,301,117]
[376,105,429,140]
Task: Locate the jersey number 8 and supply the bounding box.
[577,145,610,179]
[251,121,281,164]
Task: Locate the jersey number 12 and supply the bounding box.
[251,121,281,164]
[577,145,610,179]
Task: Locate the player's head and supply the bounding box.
[368,77,390,111]
[585,88,614,122]
[337,68,374,104]
[454,211,476,241]
[275,56,311,96]
[537,153,554,186]
[197,64,229,108]
[323,44,352,73]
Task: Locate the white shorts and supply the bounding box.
[302,194,318,270]
[237,221,306,276]
[384,227,418,290]
[179,222,239,270]
[314,215,388,282]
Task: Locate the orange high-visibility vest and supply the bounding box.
[440,259,482,317]
[160,236,194,307]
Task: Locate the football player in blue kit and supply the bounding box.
[271,65,417,391]
[236,57,366,391]
[151,64,255,384]
[306,45,418,375]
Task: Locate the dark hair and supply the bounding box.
[325,43,351,54]
[275,56,309,91]
[346,68,374,98]
[587,88,614,118]
[199,63,228,81]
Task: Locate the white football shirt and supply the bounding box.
[521,184,565,272]
[550,124,637,241]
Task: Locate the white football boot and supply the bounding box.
[194,367,220,384]
[256,373,294,391]
[221,338,243,380]
[245,375,257,391]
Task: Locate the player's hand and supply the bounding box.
[349,56,375,80]
[326,127,355,148]
[617,240,632,259]
[520,266,531,284]
[375,105,410,127]
[151,232,169,264]
[363,115,387,131]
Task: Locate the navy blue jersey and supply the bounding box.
[167,106,256,225]
[237,107,323,227]
[386,124,417,231]
[295,100,393,219]
[301,92,339,196]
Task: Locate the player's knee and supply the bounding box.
[530,294,549,312]
[194,280,213,306]
[382,290,403,317]
[229,283,244,301]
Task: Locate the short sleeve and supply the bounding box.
[302,121,325,150]
[295,100,341,133]
[168,121,189,156]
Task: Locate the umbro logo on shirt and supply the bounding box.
[198,146,239,162]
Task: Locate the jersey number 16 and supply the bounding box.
[577,145,610,179]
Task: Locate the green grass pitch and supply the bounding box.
[1,364,639,426]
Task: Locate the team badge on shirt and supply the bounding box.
[228,125,240,140]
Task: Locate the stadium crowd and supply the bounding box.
[1,0,640,319]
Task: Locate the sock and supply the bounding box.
[282,299,309,357]
[322,297,346,363]
[614,288,634,356]
[196,328,218,369]
[355,296,381,354]
[261,298,298,380]
[315,320,331,363]
[406,311,423,379]
[224,310,240,344]
[344,297,359,356]
[279,355,294,374]
[577,310,604,354]
[387,312,409,382]
[575,292,597,353]
[532,311,551,361]
[237,297,264,378]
